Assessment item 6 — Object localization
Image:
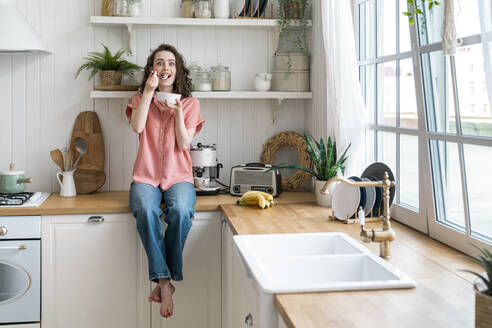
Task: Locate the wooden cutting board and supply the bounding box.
[69,111,106,194]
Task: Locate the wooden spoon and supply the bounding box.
[50,149,64,171]
[64,149,73,172]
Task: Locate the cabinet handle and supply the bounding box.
[0,226,7,236]
[88,216,104,223]
[221,218,226,227]
[0,245,26,251]
[245,313,253,326]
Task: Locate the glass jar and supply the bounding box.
[210,64,231,91]
[195,0,212,18]
[182,0,195,18]
[194,69,212,91]
[113,0,128,16]
[187,62,202,90]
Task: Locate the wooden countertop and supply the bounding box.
[0,191,316,216]
[221,203,482,328]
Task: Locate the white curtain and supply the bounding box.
[320,0,367,176]
[478,0,492,115]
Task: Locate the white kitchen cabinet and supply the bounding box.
[41,213,149,328]
[223,218,263,327]
[152,211,221,328]
[278,314,288,328]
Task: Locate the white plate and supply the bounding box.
[332,182,360,220]
[361,178,376,216]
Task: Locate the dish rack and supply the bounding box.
[234,4,274,19]
[326,175,395,225]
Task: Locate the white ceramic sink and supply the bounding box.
[234,232,367,257]
[233,232,415,294]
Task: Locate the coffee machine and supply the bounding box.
[190,143,223,196]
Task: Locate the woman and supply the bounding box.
[126,44,204,319]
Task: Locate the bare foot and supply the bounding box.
[148,283,175,303]
[158,279,174,318]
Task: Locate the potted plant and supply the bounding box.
[462,245,492,328]
[273,134,350,207]
[75,44,142,86]
[276,0,310,76]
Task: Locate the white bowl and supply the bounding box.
[156,92,181,105]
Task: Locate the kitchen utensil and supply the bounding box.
[361,177,376,216]
[69,111,106,194]
[73,137,88,170]
[332,181,360,221]
[0,163,33,194]
[362,162,395,213]
[156,92,182,105]
[56,170,76,197]
[64,149,73,171]
[50,149,64,171]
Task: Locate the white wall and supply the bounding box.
[0,0,316,193]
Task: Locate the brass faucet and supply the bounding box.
[320,172,396,259]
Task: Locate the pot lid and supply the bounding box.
[0,170,24,175]
[210,63,229,71]
[0,163,24,175]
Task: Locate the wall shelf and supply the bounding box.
[89,16,312,29]
[91,91,312,123]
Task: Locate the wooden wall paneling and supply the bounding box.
[190,29,204,65]
[229,102,243,168]
[203,29,218,69]
[164,28,179,53]
[108,98,124,191]
[229,30,242,91]
[151,0,165,17]
[177,29,193,67]
[242,102,256,162]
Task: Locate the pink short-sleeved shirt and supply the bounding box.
[126,92,205,191]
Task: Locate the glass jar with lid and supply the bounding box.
[195,0,212,18]
[187,62,202,90]
[193,69,212,91]
[210,64,231,91]
[182,0,195,18]
[113,0,128,16]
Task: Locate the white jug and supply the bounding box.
[56,170,77,197]
[254,73,272,91]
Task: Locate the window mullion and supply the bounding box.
[450,56,472,237]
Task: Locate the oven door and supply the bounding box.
[0,240,40,323]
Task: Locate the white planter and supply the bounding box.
[313,179,337,207]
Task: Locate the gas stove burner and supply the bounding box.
[0,192,35,205]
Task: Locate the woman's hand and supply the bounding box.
[144,70,159,93]
[164,98,183,113]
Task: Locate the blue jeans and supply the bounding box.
[129,181,196,283]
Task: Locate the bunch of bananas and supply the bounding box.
[236,191,274,209]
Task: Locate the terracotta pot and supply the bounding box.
[99,70,122,86]
[476,290,492,328]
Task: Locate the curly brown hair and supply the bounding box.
[138,44,192,98]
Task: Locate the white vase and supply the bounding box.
[313,178,337,207]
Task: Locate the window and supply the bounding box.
[356,0,492,253]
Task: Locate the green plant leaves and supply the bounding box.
[272,133,351,181]
[461,244,492,295]
[75,43,143,81]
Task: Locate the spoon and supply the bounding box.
[50,149,64,171]
[72,137,88,170]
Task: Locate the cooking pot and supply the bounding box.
[0,163,33,193]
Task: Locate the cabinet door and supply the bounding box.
[42,213,149,328]
[231,240,260,327]
[152,211,221,328]
[221,216,234,328]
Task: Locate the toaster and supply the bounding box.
[229,163,282,197]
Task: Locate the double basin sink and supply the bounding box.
[233,232,415,294]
